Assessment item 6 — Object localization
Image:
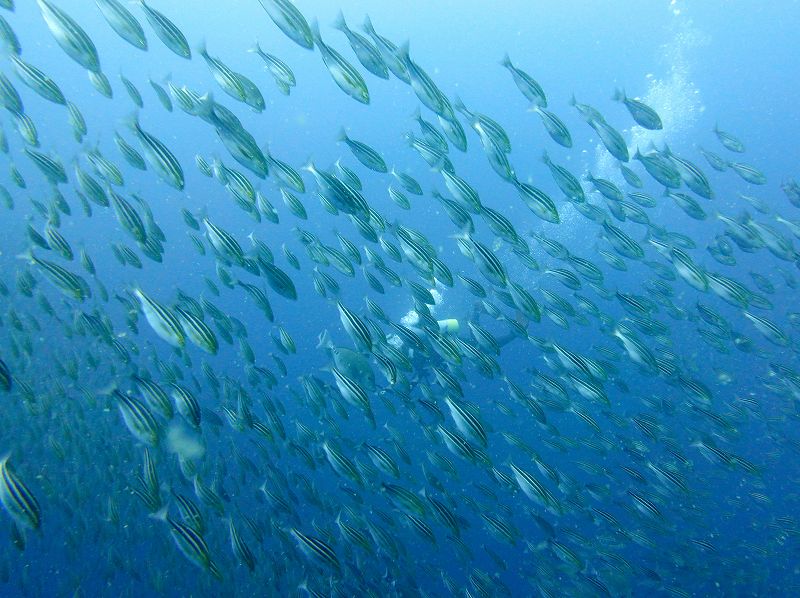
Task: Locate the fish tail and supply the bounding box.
[332,10,347,32]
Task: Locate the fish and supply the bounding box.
[0,455,41,530]
[37,0,101,72]
[96,0,148,51]
[138,0,191,59]
[311,20,369,104]
[714,123,745,152]
[612,88,662,129]
[248,42,296,94]
[128,113,184,189]
[0,5,793,596]
[257,0,313,50]
[10,55,66,105]
[134,288,185,347]
[502,53,546,107]
[332,11,389,80]
[531,106,572,148]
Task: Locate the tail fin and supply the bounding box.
[193,92,215,122]
[332,10,347,32]
[310,19,321,42]
[336,127,348,143]
[396,42,410,64]
[16,249,34,264]
[612,88,625,102]
[500,53,511,68]
[148,504,169,523]
[362,14,375,35]
[316,329,333,350]
[430,156,448,173]
[246,40,262,55]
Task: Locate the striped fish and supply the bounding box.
[151,508,222,579]
[444,397,487,448]
[37,0,100,72]
[337,302,372,352]
[513,178,560,223]
[138,0,191,58]
[203,218,244,265]
[172,385,202,428]
[542,151,585,202]
[257,0,313,50]
[322,441,363,486]
[290,528,340,571]
[532,107,572,148]
[88,70,113,98]
[96,0,147,50]
[338,129,387,172]
[22,252,91,301]
[113,389,161,446]
[10,55,65,104]
[510,463,562,515]
[129,114,184,190]
[132,375,173,420]
[44,224,73,260]
[228,518,256,572]
[398,43,447,116]
[199,41,247,102]
[86,149,124,186]
[311,21,369,104]
[0,455,41,530]
[134,288,185,347]
[109,189,147,243]
[24,148,66,185]
[175,306,219,355]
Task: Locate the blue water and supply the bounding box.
[1,0,799,595]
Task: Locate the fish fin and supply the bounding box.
[246,40,261,54]
[362,14,375,35]
[96,380,119,397]
[429,156,448,173]
[336,127,348,142]
[500,53,511,67]
[196,38,207,58]
[396,41,410,64]
[332,10,347,32]
[123,111,141,133]
[568,93,577,106]
[15,249,34,264]
[148,505,169,523]
[612,88,625,102]
[310,19,321,42]
[316,329,333,350]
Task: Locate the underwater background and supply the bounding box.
[0,0,799,595]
